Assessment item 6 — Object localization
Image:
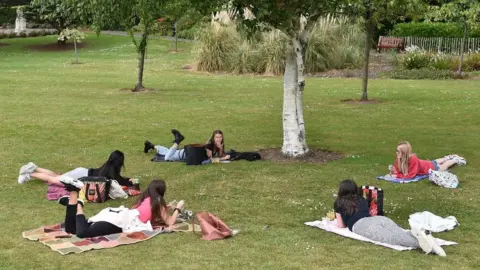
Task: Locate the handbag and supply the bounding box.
[184,144,208,165]
[361,186,384,216]
[79,176,111,203]
[194,212,232,240]
[109,180,128,199]
[428,169,459,188]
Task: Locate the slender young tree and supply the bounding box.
[58,28,85,64]
[342,0,425,101]
[75,0,163,91]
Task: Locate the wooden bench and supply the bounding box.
[377,36,405,52]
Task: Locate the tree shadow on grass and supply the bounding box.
[26,42,88,52]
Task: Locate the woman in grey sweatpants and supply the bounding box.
[333,179,446,256]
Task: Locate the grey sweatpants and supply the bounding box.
[352,216,419,248]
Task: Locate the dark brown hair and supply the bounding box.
[207,130,225,156]
[334,179,361,216]
[133,179,167,225]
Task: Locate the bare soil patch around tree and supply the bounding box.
[258,148,344,164]
[120,87,156,92]
[26,42,88,52]
[341,99,383,104]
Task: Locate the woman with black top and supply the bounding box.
[204,130,230,160]
[334,179,446,256]
[144,129,230,162]
[17,150,134,187]
[58,179,184,238]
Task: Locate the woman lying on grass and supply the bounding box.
[334,179,446,256]
[17,150,135,187]
[389,141,466,179]
[57,179,184,238]
[144,129,231,162]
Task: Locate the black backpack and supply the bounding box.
[228,150,261,161]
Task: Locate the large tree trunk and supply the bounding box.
[457,23,467,75]
[282,35,309,157]
[134,31,149,91]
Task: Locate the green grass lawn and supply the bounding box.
[1,34,479,269]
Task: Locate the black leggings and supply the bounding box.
[64,204,122,238]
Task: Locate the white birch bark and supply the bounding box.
[293,34,308,153]
[282,33,309,157]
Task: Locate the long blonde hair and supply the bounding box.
[397,141,412,175]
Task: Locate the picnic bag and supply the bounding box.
[184,144,207,165]
[109,180,128,200]
[428,169,459,189]
[79,176,111,203]
[194,212,232,240]
[361,186,384,216]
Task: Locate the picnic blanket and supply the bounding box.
[305,219,457,251]
[23,221,200,255]
[376,174,428,184]
[46,183,69,201]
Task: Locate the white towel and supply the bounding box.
[305,219,457,251]
[88,207,153,233]
[408,211,459,233]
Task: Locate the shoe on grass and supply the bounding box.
[17,174,31,184]
[410,226,433,254]
[144,140,155,153]
[19,162,38,175]
[453,156,466,166]
[426,233,446,257]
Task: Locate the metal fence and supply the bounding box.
[403,36,480,54]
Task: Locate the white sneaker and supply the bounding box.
[443,155,457,160]
[59,175,84,189]
[410,226,433,254]
[18,174,31,184]
[427,234,446,257]
[453,156,466,166]
[19,162,38,175]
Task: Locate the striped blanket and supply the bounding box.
[376,174,428,184]
[23,221,200,255]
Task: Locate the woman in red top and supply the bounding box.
[389,141,466,179]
